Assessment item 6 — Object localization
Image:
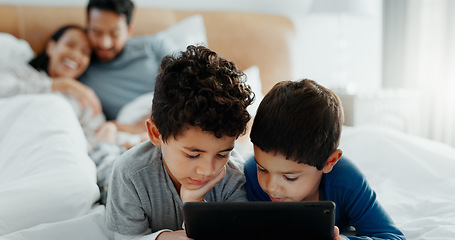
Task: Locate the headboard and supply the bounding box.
[0,4,296,94]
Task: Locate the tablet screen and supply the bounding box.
[182,201,335,240]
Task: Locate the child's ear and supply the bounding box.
[322,149,343,174]
[145,119,162,146]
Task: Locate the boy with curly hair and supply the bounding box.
[105,45,254,240]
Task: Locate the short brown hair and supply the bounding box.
[250,79,344,170]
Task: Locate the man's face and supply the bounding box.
[86,8,132,62]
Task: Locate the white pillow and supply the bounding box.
[116,92,153,125]
[116,15,208,124]
[244,65,264,117]
[0,33,35,68]
[155,14,208,52]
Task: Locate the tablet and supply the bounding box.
[182,201,335,240]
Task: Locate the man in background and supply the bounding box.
[79,0,175,131]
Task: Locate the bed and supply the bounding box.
[1,4,455,240]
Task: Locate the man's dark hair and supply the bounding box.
[250,79,344,170]
[152,45,254,142]
[29,25,86,74]
[87,0,134,25]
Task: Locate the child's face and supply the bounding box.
[160,127,236,192]
[46,29,91,79]
[253,145,324,202]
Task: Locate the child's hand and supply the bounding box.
[334,226,344,240]
[180,166,227,203]
[157,230,194,240]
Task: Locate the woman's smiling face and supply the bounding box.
[46,28,91,79]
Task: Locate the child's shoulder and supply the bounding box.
[324,157,368,192]
[226,149,245,172]
[113,141,161,175]
[222,150,247,182]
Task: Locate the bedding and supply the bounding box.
[0,33,34,68]
[1,5,454,240]
[339,125,455,238]
[0,94,100,236]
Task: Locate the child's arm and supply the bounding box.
[333,159,405,240]
[114,229,193,240]
[105,145,195,240]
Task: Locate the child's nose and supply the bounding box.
[264,175,280,192]
[196,158,216,176]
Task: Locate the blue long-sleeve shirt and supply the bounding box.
[244,156,405,240]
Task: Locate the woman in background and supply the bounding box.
[0,25,126,204]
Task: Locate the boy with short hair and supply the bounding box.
[244,79,405,239]
[105,45,254,240]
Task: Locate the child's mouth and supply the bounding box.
[189,178,208,185]
[270,196,287,202]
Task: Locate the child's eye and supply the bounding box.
[187,154,200,159]
[284,176,298,182]
[216,153,228,159]
[257,166,267,173]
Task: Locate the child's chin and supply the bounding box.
[184,183,206,191]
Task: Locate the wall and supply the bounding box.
[0,0,383,93]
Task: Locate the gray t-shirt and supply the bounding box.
[79,34,175,120]
[105,140,248,235]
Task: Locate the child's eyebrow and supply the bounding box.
[254,159,302,175]
[278,170,301,175]
[183,147,234,153]
[254,159,264,168]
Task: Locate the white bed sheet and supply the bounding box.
[1,94,454,240]
[0,94,106,239]
[339,125,455,239]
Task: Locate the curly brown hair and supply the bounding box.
[152,45,254,142]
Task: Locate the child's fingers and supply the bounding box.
[334,226,340,240]
[191,166,226,198]
[203,165,227,191]
[180,166,227,203]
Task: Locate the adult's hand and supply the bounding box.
[113,115,149,134]
[52,77,102,116]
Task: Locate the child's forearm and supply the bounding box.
[114,229,172,240]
